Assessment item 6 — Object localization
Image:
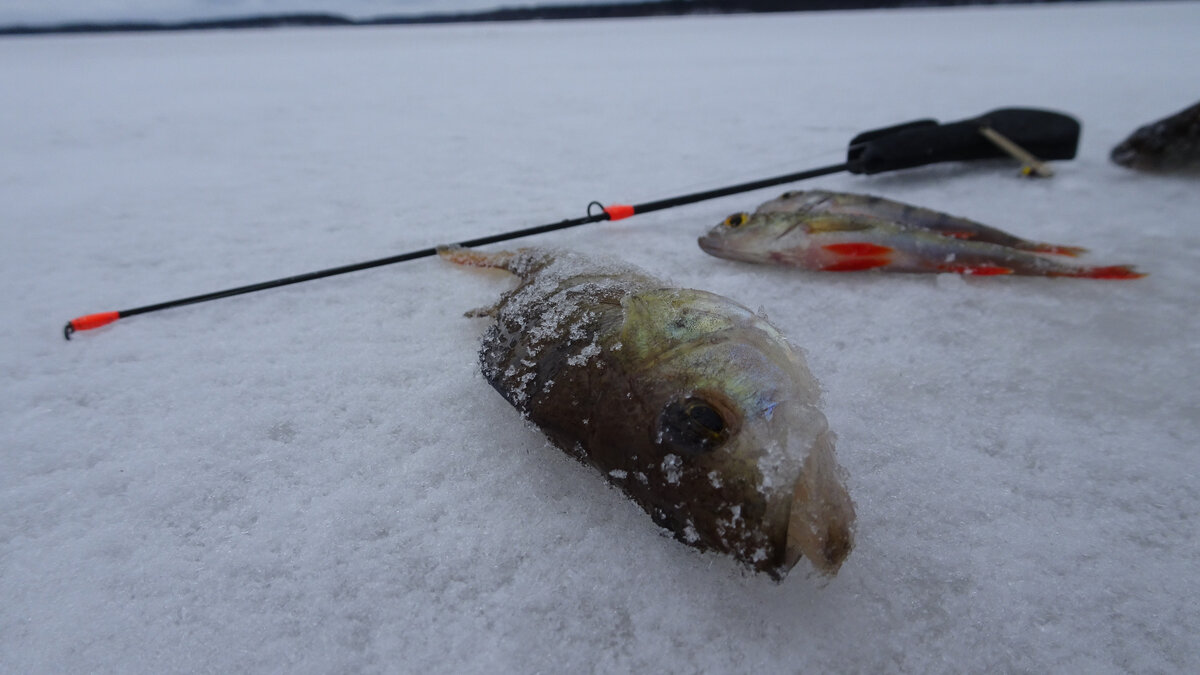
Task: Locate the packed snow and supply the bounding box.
[3,3,1199,672]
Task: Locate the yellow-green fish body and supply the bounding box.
[442,246,855,579]
[700,191,1143,279]
[754,190,1086,256]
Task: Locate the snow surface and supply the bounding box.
[3,3,1199,672]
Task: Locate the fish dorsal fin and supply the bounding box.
[755,190,835,215]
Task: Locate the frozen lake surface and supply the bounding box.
[3,2,1198,672]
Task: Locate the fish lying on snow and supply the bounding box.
[699,190,1144,279]
[1110,100,1200,172]
[752,190,1088,256]
[440,246,855,579]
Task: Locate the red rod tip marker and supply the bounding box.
[64,311,121,340]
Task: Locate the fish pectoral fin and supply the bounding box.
[822,242,894,256]
[817,242,894,272]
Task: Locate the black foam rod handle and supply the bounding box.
[845,108,1081,175]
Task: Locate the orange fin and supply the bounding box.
[819,242,893,271]
[822,242,894,256]
[1069,265,1146,280]
[1026,243,1089,257]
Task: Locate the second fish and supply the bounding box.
[699,190,1143,279]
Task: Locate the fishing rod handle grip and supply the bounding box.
[846,107,1081,175]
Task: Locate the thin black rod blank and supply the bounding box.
[630,162,848,215]
[90,161,850,324]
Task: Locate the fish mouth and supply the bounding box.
[697,231,761,264]
[697,231,725,256]
[1109,143,1138,167]
[783,431,856,575]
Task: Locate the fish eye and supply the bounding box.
[723,213,749,228]
[658,396,731,456]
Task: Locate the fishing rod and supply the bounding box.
[63,107,1080,339]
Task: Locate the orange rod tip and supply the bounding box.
[64,311,121,340]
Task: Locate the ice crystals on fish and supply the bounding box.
[440,246,856,579]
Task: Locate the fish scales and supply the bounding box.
[442,246,855,580]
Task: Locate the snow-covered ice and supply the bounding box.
[3,3,1199,672]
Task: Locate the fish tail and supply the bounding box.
[1022,242,1089,257]
[1056,264,1146,280]
[437,245,519,271]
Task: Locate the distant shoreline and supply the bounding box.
[0,0,1103,37]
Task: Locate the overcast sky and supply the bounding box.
[0,0,566,25]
